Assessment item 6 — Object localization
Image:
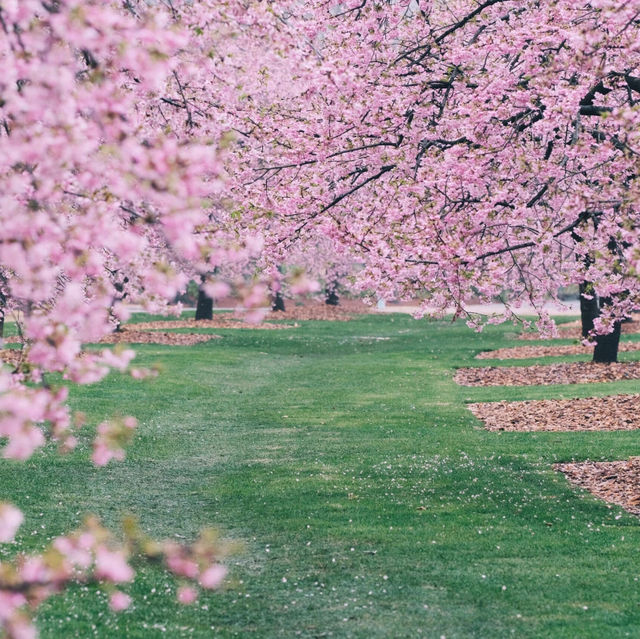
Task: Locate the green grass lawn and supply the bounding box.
[2,313,640,638]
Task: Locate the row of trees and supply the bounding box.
[221,0,640,360]
[1,0,640,636]
[193,231,358,319]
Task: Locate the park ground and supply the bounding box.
[2,311,640,638]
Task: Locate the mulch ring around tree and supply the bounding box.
[519,319,640,341]
[454,361,640,387]
[267,298,370,321]
[468,394,640,432]
[555,459,640,517]
[100,331,221,346]
[476,341,640,360]
[268,307,355,321]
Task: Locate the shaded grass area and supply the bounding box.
[1,314,639,637]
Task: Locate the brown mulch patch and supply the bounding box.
[1,331,222,348]
[476,341,640,360]
[267,300,367,321]
[100,331,221,346]
[124,301,368,329]
[454,361,640,387]
[126,317,297,331]
[555,458,640,517]
[468,394,640,431]
[519,319,640,341]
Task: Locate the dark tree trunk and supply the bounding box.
[573,221,623,363]
[272,292,286,312]
[593,321,621,363]
[325,287,339,306]
[579,282,599,338]
[112,277,128,332]
[0,289,7,339]
[195,288,214,320]
[592,296,621,363]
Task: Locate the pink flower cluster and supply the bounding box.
[0,513,230,639]
[205,0,640,329]
[0,1,251,635]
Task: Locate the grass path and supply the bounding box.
[1,314,640,637]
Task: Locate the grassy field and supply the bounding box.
[2,312,640,638]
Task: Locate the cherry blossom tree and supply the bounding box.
[0,1,257,635]
[222,0,640,362]
[279,231,360,307]
[0,1,324,634]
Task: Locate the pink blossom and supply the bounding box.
[0,503,23,543]
[91,442,125,467]
[203,281,231,300]
[109,591,132,612]
[95,548,134,583]
[129,368,158,380]
[3,426,46,461]
[98,349,136,372]
[53,536,92,570]
[0,591,27,621]
[166,555,199,579]
[177,586,198,605]
[19,556,56,584]
[199,565,228,590]
[91,418,136,466]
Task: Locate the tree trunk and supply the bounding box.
[591,296,621,363]
[325,287,339,306]
[579,282,599,338]
[272,292,285,312]
[0,292,5,339]
[574,225,622,363]
[593,320,621,363]
[195,287,214,320]
[112,277,127,332]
